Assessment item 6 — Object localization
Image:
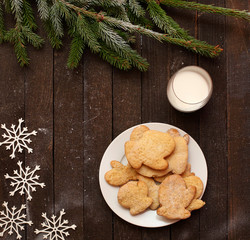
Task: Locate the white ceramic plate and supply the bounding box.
[99,122,208,228]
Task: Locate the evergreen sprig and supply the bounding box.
[0,0,249,71]
[161,0,250,21]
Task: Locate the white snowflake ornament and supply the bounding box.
[0,202,33,239]
[0,118,37,159]
[5,161,45,201]
[35,209,77,240]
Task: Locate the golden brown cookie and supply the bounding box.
[117,181,153,215]
[104,161,137,186]
[157,174,196,219]
[154,172,172,183]
[183,134,190,144]
[136,164,170,178]
[130,125,150,141]
[137,175,160,210]
[165,136,188,174]
[184,176,203,199]
[180,163,195,178]
[167,128,189,145]
[186,199,205,211]
[184,175,205,211]
[125,130,175,170]
[167,128,181,137]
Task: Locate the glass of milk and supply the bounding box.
[167,66,213,112]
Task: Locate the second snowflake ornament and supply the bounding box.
[5,161,45,201]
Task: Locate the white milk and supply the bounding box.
[167,66,212,112]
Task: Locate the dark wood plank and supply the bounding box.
[112,43,142,239]
[198,1,228,239]
[23,11,54,240]
[53,38,84,239]
[83,50,113,240]
[0,37,25,239]
[226,1,250,239]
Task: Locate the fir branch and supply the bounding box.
[126,7,153,29]
[115,29,136,44]
[67,33,85,68]
[128,0,145,18]
[4,26,29,66]
[50,2,64,37]
[3,0,11,13]
[146,0,178,35]
[146,0,219,52]
[110,5,130,22]
[44,20,62,49]
[56,0,71,21]
[91,0,125,8]
[99,42,132,71]
[102,15,222,57]
[59,0,222,58]
[23,0,37,30]
[75,14,101,53]
[36,0,49,20]
[160,0,250,21]
[1,0,249,70]
[10,0,23,23]
[21,25,44,48]
[98,22,149,71]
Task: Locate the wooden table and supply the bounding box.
[0,1,249,239]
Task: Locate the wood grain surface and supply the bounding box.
[0,1,249,240]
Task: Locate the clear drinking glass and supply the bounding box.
[167,66,213,112]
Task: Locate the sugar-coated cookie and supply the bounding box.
[167,128,181,137]
[118,181,153,215]
[165,136,188,174]
[180,163,195,178]
[130,125,150,141]
[137,175,159,210]
[125,130,175,170]
[136,164,170,178]
[154,172,172,183]
[157,174,196,219]
[186,199,205,211]
[184,175,205,211]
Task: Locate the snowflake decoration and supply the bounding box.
[35,209,77,240]
[5,161,45,201]
[0,118,37,159]
[0,202,33,239]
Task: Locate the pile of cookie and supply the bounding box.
[104,125,205,220]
